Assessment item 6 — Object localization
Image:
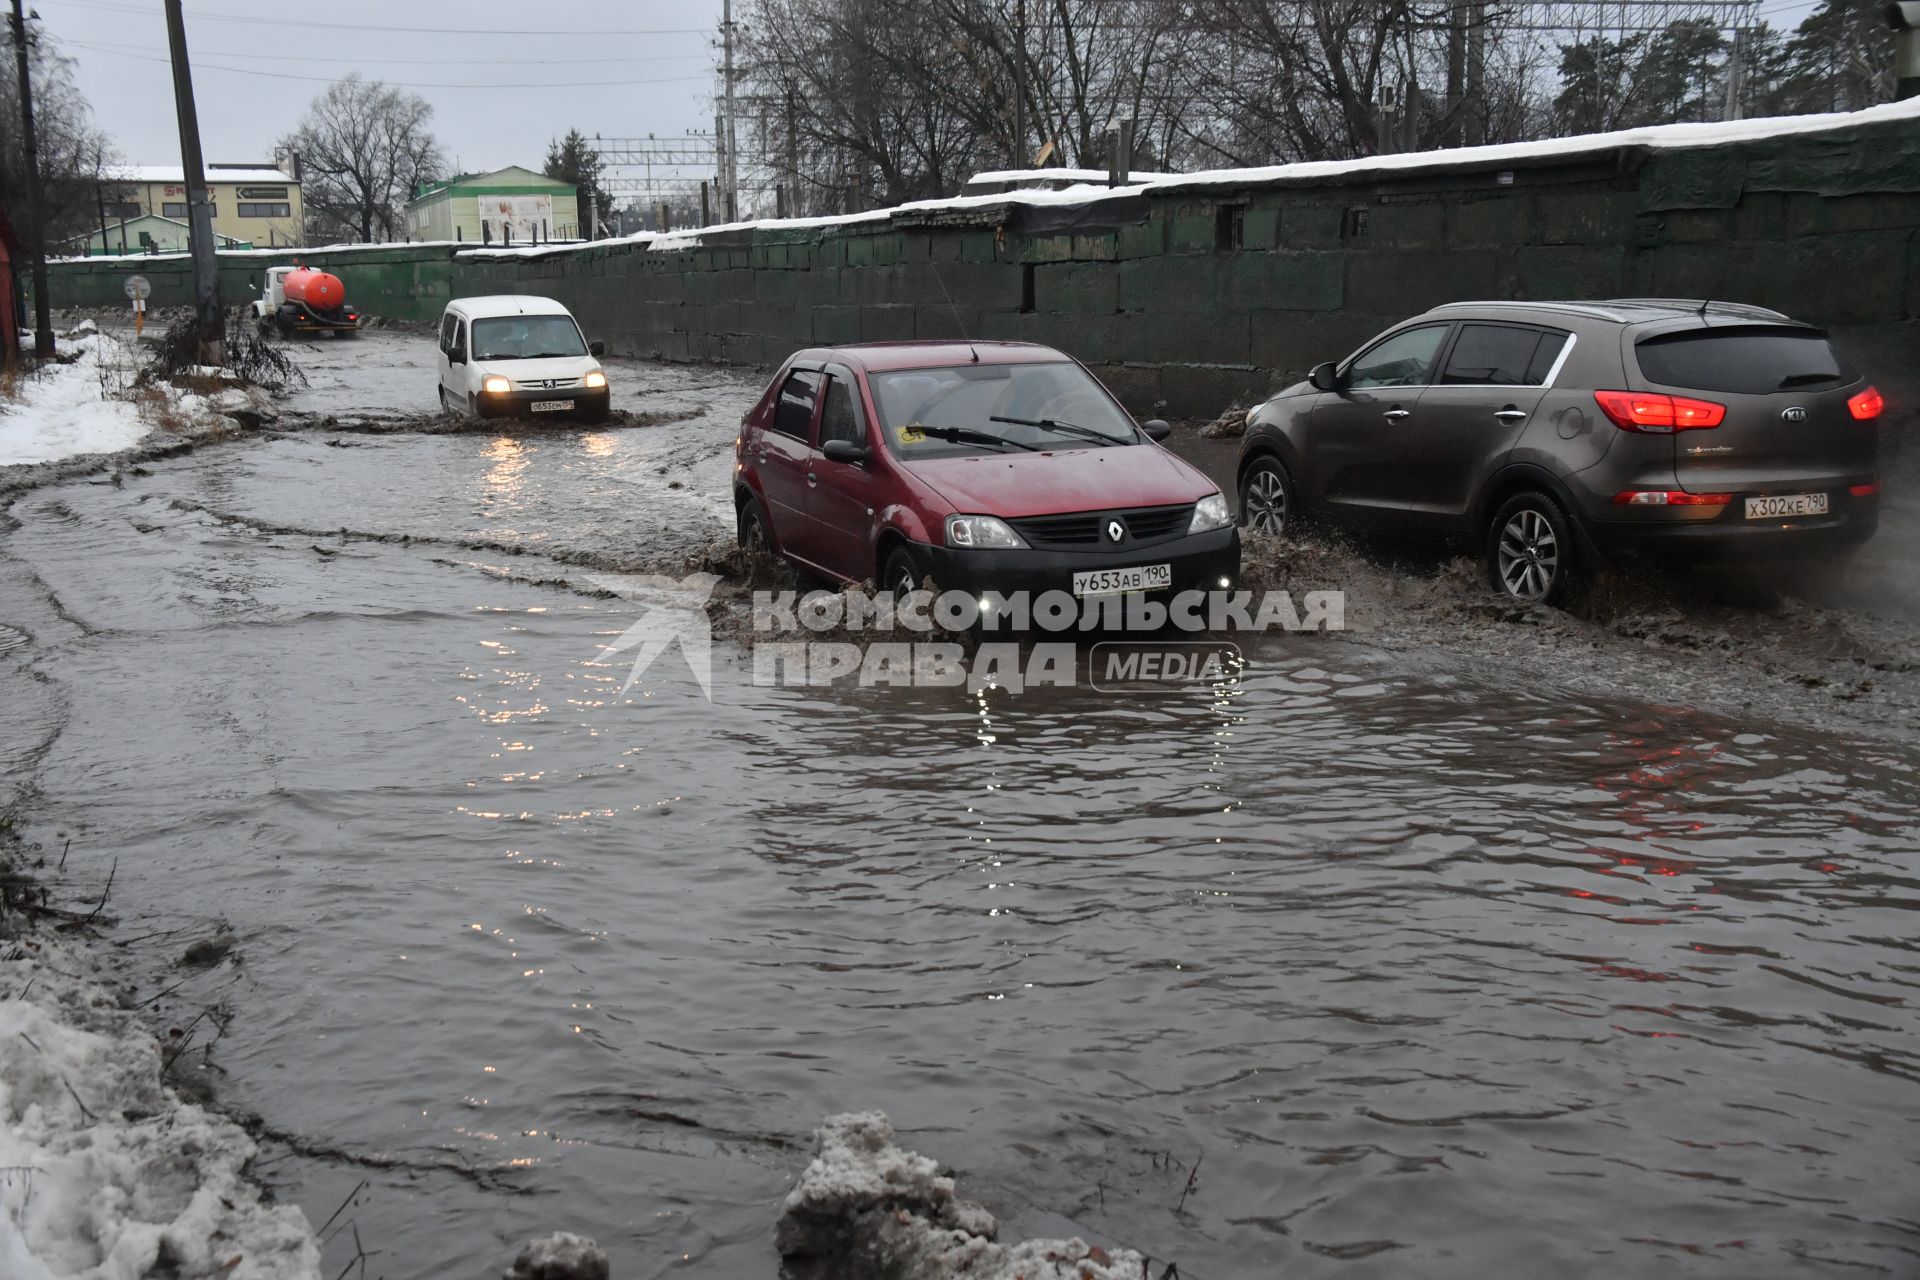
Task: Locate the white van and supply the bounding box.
[435,295,610,421]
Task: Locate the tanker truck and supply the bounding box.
[252,265,363,337]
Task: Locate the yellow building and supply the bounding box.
[108,164,304,249]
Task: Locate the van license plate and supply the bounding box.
[1744,493,1828,519]
[530,399,574,413]
[1073,563,1172,596]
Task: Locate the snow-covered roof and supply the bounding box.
[456,97,1920,261]
[110,166,297,185]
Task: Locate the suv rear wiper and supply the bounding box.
[909,424,1044,452]
[989,414,1129,445]
[1776,373,1839,389]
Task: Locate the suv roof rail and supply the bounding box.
[1426,300,1630,322]
[1601,297,1794,322]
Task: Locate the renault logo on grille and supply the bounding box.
[1106,519,1125,543]
[1781,406,1808,423]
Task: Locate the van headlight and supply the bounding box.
[1189,492,1231,533]
[481,375,512,395]
[584,370,607,389]
[946,515,1027,549]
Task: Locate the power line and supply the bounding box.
[63,37,710,67]
[64,41,714,90]
[60,0,709,37]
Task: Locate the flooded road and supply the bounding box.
[2,333,1917,1278]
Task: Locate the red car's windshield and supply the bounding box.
[868,361,1137,457]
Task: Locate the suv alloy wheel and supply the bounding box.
[1487,491,1584,607]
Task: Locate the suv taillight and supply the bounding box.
[1848,386,1883,421]
[1594,390,1726,433]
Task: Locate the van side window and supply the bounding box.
[819,375,864,448]
[452,319,466,356]
[773,370,823,439]
[439,313,456,349]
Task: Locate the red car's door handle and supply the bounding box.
[806,472,818,488]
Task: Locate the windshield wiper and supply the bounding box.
[990,414,1129,445]
[909,424,1043,452]
[523,351,579,359]
[1776,373,1839,389]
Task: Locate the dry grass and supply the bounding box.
[130,384,196,434]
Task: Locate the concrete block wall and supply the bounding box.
[42,112,1920,421]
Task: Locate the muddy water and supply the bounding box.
[3,340,1919,1279]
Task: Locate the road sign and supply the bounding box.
[124,274,152,301]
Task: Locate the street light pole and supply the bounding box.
[9,0,54,357]
[163,0,222,363]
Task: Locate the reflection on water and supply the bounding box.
[6,440,1920,1280]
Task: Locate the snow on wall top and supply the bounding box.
[964,167,1182,184]
[50,238,469,265]
[454,98,1920,263]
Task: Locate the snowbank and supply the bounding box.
[776,1112,1144,1280]
[0,333,150,467]
[0,931,321,1279]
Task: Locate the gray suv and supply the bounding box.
[1236,299,1883,606]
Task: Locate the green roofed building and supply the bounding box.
[405,166,581,244]
[61,213,251,257]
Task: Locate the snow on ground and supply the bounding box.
[0,929,321,1279]
[0,331,150,468]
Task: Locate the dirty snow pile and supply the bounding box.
[0,930,321,1280]
[777,1112,1144,1280]
[0,325,149,467]
[503,1231,610,1280]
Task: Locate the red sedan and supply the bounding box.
[733,341,1239,601]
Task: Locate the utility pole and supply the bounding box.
[9,0,54,357]
[1895,3,1920,98]
[1466,2,1485,145]
[1446,0,1467,146]
[785,89,800,218]
[1013,0,1027,168]
[721,0,738,220]
[713,109,727,222]
[163,0,221,362]
[1724,26,1747,121]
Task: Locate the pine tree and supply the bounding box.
[544,130,616,236]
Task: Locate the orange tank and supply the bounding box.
[282,268,345,310]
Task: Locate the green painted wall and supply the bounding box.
[44,113,1920,420]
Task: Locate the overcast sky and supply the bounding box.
[40,0,731,180]
[42,0,1823,190]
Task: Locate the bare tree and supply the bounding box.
[0,25,117,249]
[738,0,1897,204]
[278,73,445,244]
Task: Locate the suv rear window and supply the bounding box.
[1635,326,1856,395]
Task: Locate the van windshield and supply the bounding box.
[868,361,1137,457]
[471,315,587,361]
